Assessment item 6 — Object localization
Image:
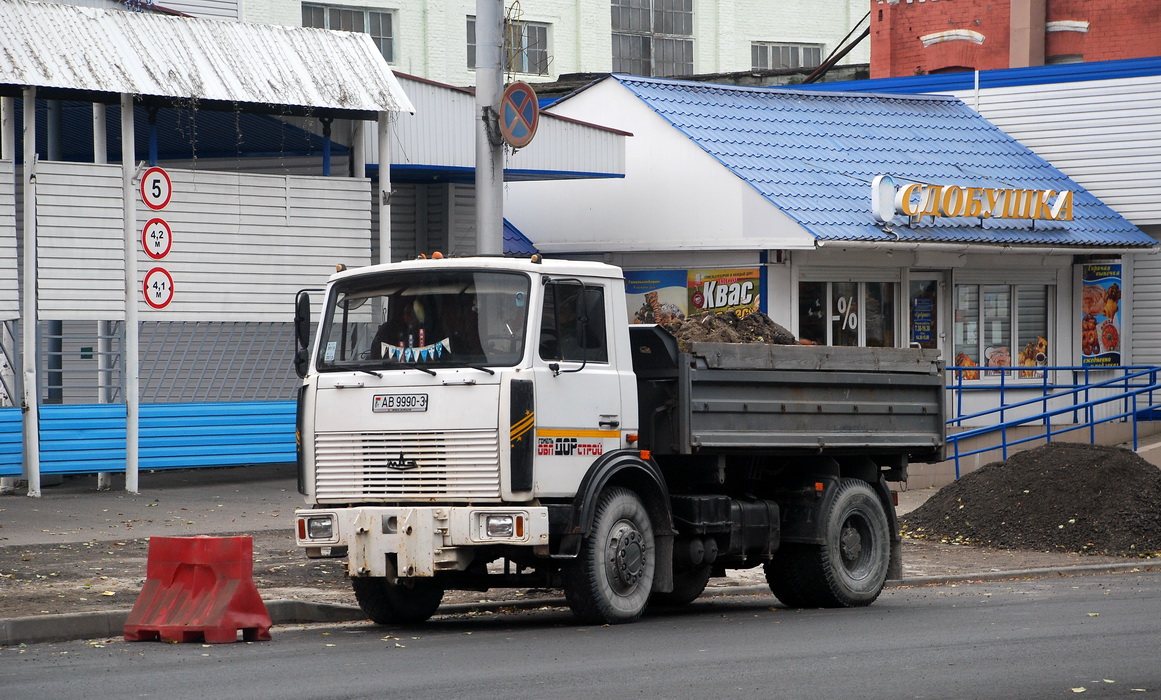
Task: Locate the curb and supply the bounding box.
[2,563,1157,647]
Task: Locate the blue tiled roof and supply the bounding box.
[614,75,1155,248]
[503,219,538,256]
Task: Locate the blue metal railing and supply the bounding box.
[945,365,1161,478]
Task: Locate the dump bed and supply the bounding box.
[629,326,945,460]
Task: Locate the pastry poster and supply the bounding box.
[1080,263,1121,367]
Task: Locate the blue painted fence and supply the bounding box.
[0,401,296,477]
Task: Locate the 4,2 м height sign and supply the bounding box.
[140,166,174,309]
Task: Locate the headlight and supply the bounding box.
[303,515,334,540]
[485,514,515,538]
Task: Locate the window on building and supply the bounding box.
[798,281,896,348]
[302,4,394,62]
[1046,54,1084,65]
[751,42,823,71]
[611,0,693,77]
[953,284,1050,380]
[467,16,551,75]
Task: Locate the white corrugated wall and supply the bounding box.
[35,163,372,320]
[952,76,1161,227]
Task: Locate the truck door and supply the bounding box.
[532,280,624,497]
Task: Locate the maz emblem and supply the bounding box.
[385,452,419,471]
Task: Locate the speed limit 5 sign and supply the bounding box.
[141,166,172,210]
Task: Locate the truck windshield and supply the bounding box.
[316,269,531,371]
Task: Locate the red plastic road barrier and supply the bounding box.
[124,535,272,643]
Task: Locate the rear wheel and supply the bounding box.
[765,478,890,608]
[351,576,445,624]
[564,487,656,624]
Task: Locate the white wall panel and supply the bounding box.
[0,160,16,320]
[36,163,372,320]
[382,75,626,177]
[949,75,1161,226]
[36,162,124,316]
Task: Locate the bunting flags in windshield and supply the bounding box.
[383,338,452,363]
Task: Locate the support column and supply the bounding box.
[21,87,41,498]
[121,94,140,494]
[94,103,113,491]
[378,113,391,265]
[1,96,15,495]
[352,119,365,179]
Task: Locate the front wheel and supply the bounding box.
[765,478,890,608]
[351,576,445,624]
[650,565,711,607]
[564,487,656,624]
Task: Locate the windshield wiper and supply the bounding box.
[443,363,495,375]
[394,362,437,376]
[356,368,383,378]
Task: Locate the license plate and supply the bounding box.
[372,393,429,413]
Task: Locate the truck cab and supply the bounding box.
[294,257,664,623]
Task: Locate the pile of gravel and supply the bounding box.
[902,442,1161,556]
[661,310,798,347]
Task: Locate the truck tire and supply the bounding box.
[564,486,656,624]
[650,565,711,607]
[351,576,445,624]
[765,478,890,608]
[764,544,823,608]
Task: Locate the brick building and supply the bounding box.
[872,0,1161,78]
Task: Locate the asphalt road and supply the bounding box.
[4,571,1160,699]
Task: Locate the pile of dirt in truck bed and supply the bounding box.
[661,310,798,346]
[901,442,1161,557]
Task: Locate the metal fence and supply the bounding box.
[945,364,1161,478]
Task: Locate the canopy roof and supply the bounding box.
[0,0,412,118]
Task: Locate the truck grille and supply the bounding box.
[314,429,501,500]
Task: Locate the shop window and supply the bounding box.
[302,4,394,63]
[612,0,693,77]
[468,16,551,75]
[798,281,896,348]
[953,284,1049,380]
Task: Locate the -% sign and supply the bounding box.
[835,296,858,330]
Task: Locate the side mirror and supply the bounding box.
[295,291,311,349]
[294,291,312,378]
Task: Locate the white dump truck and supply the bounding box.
[292,256,945,624]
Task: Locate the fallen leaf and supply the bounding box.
[1087,613,1099,617]
[1071,688,1086,693]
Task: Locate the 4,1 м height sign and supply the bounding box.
[140,166,174,309]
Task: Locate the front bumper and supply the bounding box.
[295,505,551,578]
